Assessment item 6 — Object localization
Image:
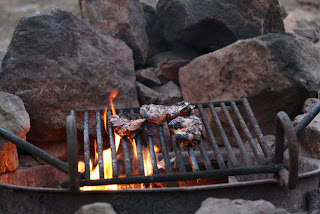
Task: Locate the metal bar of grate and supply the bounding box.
[158,125,173,173]
[243,98,271,157]
[187,145,200,171]
[107,110,118,178]
[230,102,265,165]
[198,104,226,169]
[220,103,252,166]
[209,103,239,168]
[95,111,104,179]
[167,118,187,173]
[198,138,213,170]
[83,112,90,179]
[79,164,286,186]
[121,137,132,177]
[144,122,159,174]
[130,109,144,176]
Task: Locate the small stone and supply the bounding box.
[136,81,159,104]
[74,202,117,214]
[302,98,320,113]
[293,114,320,159]
[0,48,6,64]
[136,67,161,87]
[287,28,319,43]
[0,92,30,174]
[148,49,199,84]
[195,198,290,214]
[157,81,182,105]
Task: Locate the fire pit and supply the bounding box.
[0,98,320,213]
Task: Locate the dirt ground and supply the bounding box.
[0,0,319,51]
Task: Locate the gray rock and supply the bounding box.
[0,9,138,143]
[157,81,182,105]
[302,98,320,113]
[293,114,320,159]
[148,49,199,84]
[156,0,285,50]
[0,92,30,174]
[195,198,290,214]
[80,0,149,65]
[136,81,159,104]
[179,33,320,135]
[141,2,170,58]
[140,0,157,8]
[75,202,117,214]
[0,48,6,65]
[136,67,161,87]
[287,28,319,43]
[279,3,288,19]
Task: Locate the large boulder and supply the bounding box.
[156,0,285,51]
[0,92,30,174]
[0,9,139,143]
[179,33,320,135]
[80,0,149,65]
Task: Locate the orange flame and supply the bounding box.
[79,89,162,190]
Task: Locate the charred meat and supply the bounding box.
[168,115,202,145]
[109,115,145,138]
[139,104,168,124]
[140,101,195,124]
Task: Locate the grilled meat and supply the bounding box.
[140,101,195,124]
[139,104,168,124]
[168,115,202,145]
[109,115,145,138]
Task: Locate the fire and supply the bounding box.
[79,89,162,191]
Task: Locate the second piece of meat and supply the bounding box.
[140,101,195,124]
[168,115,202,146]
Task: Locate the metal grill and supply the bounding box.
[66,98,296,191]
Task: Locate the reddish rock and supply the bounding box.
[80,0,149,65]
[0,9,138,143]
[148,49,200,84]
[293,114,320,159]
[157,0,285,50]
[0,165,68,188]
[157,81,182,105]
[179,34,320,135]
[0,92,30,174]
[136,81,159,104]
[136,67,161,87]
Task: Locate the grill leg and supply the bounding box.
[275,111,298,189]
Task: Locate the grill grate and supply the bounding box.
[66,98,290,190]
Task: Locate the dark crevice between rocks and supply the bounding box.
[179,18,237,52]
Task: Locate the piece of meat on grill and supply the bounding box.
[166,101,195,118]
[109,115,146,138]
[139,104,168,124]
[168,115,202,145]
[140,101,195,124]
